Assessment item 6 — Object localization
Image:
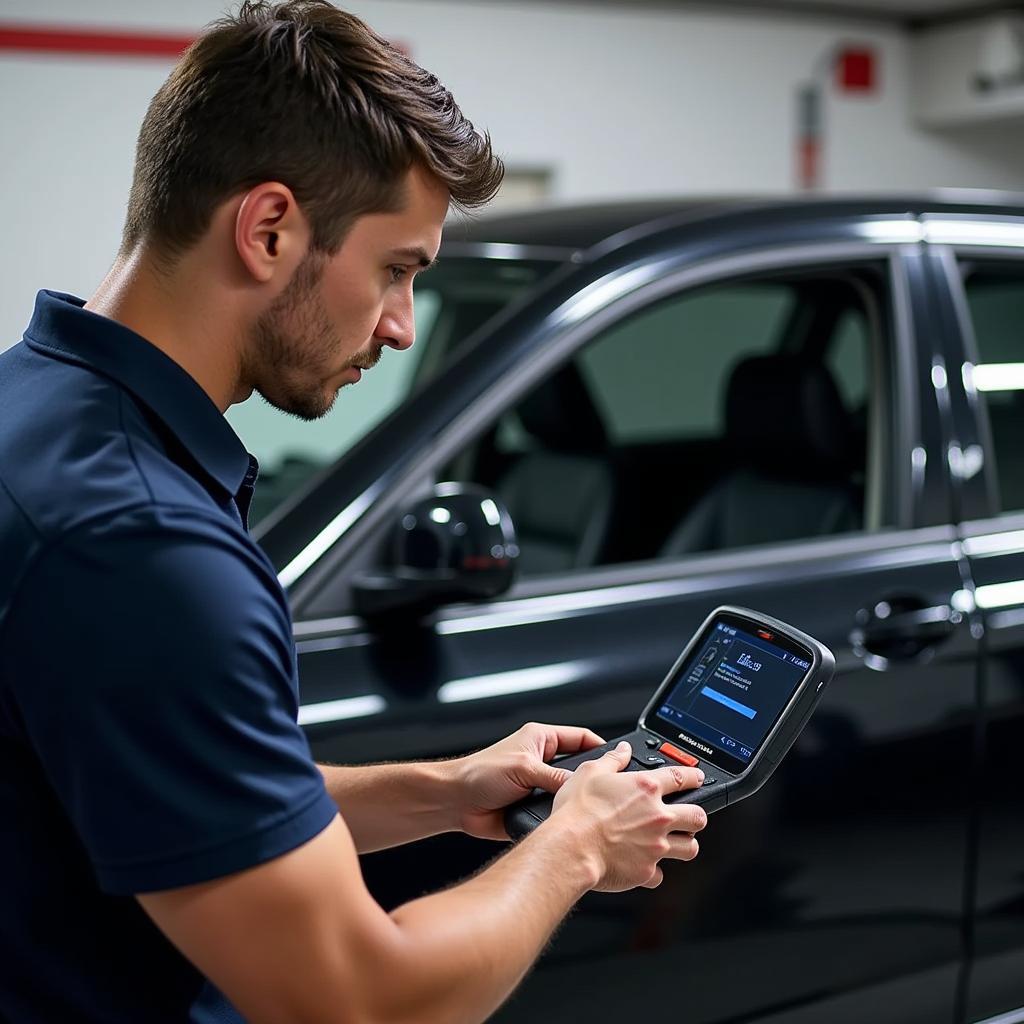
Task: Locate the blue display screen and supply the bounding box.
[655,621,810,767]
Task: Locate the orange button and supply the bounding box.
[659,743,699,767]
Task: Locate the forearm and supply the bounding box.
[375,818,597,1024]
[317,761,460,853]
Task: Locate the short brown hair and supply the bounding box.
[122,0,503,262]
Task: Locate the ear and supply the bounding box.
[234,182,309,285]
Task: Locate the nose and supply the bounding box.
[375,287,415,352]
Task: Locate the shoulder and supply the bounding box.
[0,346,148,531]
[0,345,238,542]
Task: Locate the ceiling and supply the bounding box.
[745,0,1021,19]
[772,0,1003,12]
[505,0,1024,25]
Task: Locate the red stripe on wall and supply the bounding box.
[0,24,195,59]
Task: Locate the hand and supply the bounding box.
[451,722,606,840]
[550,741,707,892]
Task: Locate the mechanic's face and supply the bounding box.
[251,164,448,420]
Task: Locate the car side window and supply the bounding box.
[577,286,793,442]
[961,261,1024,514]
[444,265,889,578]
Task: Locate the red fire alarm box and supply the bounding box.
[836,47,876,92]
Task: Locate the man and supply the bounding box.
[0,2,708,1021]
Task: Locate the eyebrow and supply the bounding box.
[388,246,438,270]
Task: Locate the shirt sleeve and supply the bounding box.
[4,507,338,894]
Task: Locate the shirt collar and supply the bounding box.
[23,289,252,500]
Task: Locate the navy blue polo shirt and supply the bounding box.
[0,291,338,1022]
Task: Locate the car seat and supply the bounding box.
[660,353,860,556]
[495,364,614,575]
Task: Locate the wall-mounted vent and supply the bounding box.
[912,15,1024,127]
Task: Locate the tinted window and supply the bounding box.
[962,262,1024,514]
[578,286,793,441]
[827,307,870,410]
[445,267,888,577]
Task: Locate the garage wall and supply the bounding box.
[2,0,1023,351]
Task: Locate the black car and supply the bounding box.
[239,195,1024,1024]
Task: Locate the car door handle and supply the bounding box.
[850,597,960,664]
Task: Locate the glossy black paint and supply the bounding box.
[256,196,1024,1024]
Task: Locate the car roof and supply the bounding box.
[443,190,1024,256]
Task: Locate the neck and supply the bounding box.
[85,246,249,413]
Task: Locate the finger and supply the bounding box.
[651,764,705,796]
[641,866,664,889]
[533,723,607,761]
[525,762,573,795]
[662,834,701,862]
[668,802,709,835]
[583,740,632,774]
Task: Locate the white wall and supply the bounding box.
[2,0,1023,355]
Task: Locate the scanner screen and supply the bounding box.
[654,619,811,771]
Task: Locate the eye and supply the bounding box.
[389,265,408,284]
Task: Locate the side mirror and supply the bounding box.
[352,483,520,619]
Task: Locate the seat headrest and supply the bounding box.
[726,354,851,476]
[517,363,607,454]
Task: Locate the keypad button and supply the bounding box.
[644,755,667,766]
[659,742,700,767]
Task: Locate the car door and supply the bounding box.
[287,230,979,1024]
[925,220,1024,1024]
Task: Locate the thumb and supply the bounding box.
[594,740,633,773]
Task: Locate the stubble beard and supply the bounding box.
[249,250,379,421]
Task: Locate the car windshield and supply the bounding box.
[229,256,560,528]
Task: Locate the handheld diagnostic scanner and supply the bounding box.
[505,606,835,840]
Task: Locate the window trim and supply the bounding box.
[434,522,964,636]
[940,245,1024,524]
[293,522,963,640]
